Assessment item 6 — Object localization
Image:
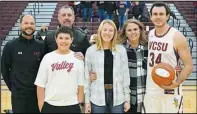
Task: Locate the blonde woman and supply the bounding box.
[84,19,131,113]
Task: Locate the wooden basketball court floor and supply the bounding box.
[1,85,196,113]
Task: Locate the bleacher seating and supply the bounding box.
[174,2,197,36]
[1,2,28,40]
[48,1,154,37]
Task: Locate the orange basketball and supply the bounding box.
[151,63,175,87]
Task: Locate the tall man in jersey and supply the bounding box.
[143,2,193,113]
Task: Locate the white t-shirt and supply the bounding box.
[34,51,84,106]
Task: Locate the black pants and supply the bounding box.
[127,104,138,113]
[41,102,80,113]
[11,93,39,113]
[126,104,145,113]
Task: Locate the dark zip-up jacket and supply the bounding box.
[1,35,45,95]
[44,26,90,56]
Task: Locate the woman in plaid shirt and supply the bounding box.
[117,19,182,113]
[84,19,131,113]
[119,19,148,113]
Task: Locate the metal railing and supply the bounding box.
[28,2,44,20]
[32,3,36,21]
[182,27,194,56]
[176,18,180,30]
[182,27,193,55]
[38,2,40,13]
[170,11,177,27]
[172,17,175,27]
[37,1,43,13]
[29,10,32,15]
[182,27,187,37]
[188,38,193,55]
[18,28,20,36]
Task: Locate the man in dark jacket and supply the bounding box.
[44,5,90,56]
[1,14,45,113]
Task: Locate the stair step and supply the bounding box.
[176,16,184,19]
[28,3,57,6]
[177,8,194,11]
[6,35,19,39]
[2,40,9,46]
[5,36,18,40]
[26,5,57,9]
[177,27,193,32]
[192,46,197,50]
[187,37,197,41]
[184,32,196,36]
[17,18,51,23]
[183,80,196,86]
[22,12,54,15]
[24,8,55,12]
[1,46,4,52]
[191,52,197,57]
[15,22,50,27]
[192,59,197,64]
[8,30,40,36]
[12,27,42,31]
[183,15,195,18]
[187,75,197,80]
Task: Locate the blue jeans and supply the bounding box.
[91,102,124,113]
[91,89,124,113]
[98,9,105,21]
[106,13,114,20]
[119,14,126,29]
[83,8,92,21]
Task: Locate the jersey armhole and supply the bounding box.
[173,31,180,66]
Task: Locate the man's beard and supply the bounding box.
[60,21,73,28]
[61,24,72,28]
[22,28,35,36]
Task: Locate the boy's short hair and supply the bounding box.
[55,26,73,39]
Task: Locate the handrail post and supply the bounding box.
[29,10,32,15]
[38,1,40,13]
[18,28,20,36]
[188,38,193,55]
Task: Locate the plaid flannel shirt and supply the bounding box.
[123,42,148,112]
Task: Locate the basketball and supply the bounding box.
[152,63,175,86]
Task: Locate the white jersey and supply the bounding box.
[146,27,182,96]
[34,51,84,106]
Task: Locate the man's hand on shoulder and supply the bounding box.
[74,52,84,60]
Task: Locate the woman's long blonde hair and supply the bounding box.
[95,19,118,51]
[118,19,148,45]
